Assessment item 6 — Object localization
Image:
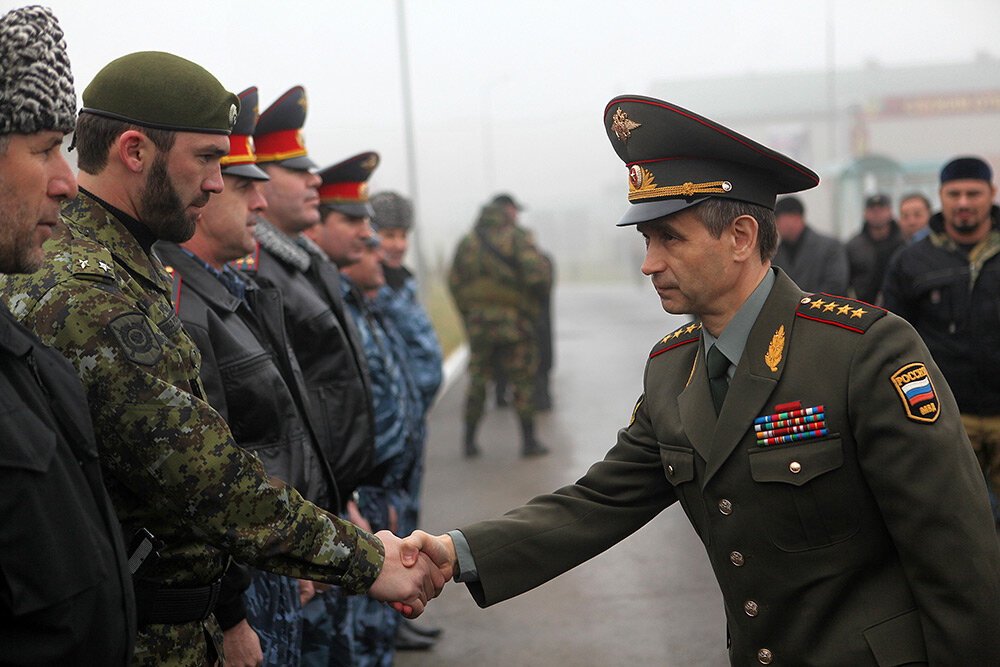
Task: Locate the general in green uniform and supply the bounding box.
[0,51,440,665]
[411,95,1000,665]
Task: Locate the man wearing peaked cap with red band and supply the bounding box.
[402,94,1000,665]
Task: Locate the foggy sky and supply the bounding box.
[28,0,1000,264]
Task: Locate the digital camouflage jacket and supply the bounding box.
[0,192,384,661]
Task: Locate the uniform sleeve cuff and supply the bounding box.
[447,530,479,582]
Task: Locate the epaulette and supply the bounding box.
[68,234,115,283]
[650,321,702,359]
[231,240,259,273]
[796,294,886,333]
[163,265,182,313]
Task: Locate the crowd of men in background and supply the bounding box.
[771,162,1000,524]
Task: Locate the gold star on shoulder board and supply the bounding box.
[611,108,641,143]
[823,301,838,312]
[685,323,699,334]
[837,304,852,315]
[809,299,825,309]
[851,307,867,318]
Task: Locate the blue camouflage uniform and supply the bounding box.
[344,275,424,667]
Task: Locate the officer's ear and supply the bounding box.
[729,214,759,263]
[117,130,152,175]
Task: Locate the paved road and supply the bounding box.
[398,283,728,666]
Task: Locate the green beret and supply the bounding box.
[81,51,238,134]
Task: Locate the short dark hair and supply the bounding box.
[694,198,777,262]
[774,196,804,217]
[74,112,176,175]
[900,192,931,211]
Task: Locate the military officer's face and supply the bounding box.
[939,178,997,242]
[379,227,408,268]
[260,165,321,234]
[0,130,77,273]
[308,210,372,268]
[196,174,266,266]
[138,131,227,243]
[637,208,736,317]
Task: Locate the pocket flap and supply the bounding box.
[660,445,696,485]
[862,608,928,666]
[748,437,843,486]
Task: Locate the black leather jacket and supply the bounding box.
[881,207,1000,415]
[237,221,375,507]
[155,242,337,510]
[0,305,135,664]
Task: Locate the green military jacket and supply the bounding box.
[0,193,384,656]
[460,269,1000,666]
[448,206,551,341]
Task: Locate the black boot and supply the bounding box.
[464,421,480,458]
[520,418,549,457]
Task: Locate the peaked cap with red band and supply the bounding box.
[318,152,380,218]
[221,87,268,181]
[604,94,819,226]
[254,86,315,170]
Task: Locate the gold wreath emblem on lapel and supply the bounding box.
[765,325,785,372]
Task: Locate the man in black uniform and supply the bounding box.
[155,86,340,665]
[0,6,135,663]
[406,95,1000,665]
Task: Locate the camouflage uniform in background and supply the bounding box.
[343,276,423,667]
[448,204,552,454]
[0,192,385,665]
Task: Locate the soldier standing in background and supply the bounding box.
[0,53,445,664]
[0,7,135,663]
[449,193,552,458]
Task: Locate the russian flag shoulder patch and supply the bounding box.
[890,362,940,423]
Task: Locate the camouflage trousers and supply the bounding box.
[962,413,1000,523]
[244,569,303,666]
[465,327,538,423]
[131,616,222,666]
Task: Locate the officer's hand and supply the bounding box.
[400,530,457,582]
[367,530,447,618]
[222,619,263,667]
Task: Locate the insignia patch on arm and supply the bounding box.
[796,295,886,333]
[890,362,940,423]
[108,312,163,366]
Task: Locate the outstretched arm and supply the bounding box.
[367,530,448,618]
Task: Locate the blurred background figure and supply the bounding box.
[898,192,932,244]
[770,195,849,295]
[449,193,552,458]
[846,193,904,304]
[881,156,1000,525]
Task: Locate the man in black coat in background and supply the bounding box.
[0,6,135,663]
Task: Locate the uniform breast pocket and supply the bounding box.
[659,444,710,545]
[748,437,861,552]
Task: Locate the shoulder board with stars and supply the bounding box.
[796,294,886,333]
[163,265,182,314]
[69,235,115,282]
[650,321,702,359]
[231,240,259,273]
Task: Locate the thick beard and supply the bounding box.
[0,183,44,274]
[138,152,198,242]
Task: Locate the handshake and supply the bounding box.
[366,530,457,618]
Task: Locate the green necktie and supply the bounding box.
[706,344,730,415]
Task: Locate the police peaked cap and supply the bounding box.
[318,151,380,218]
[82,51,238,134]
[604,94,819,226]
[254,86,315,170]
[221,87,268,181]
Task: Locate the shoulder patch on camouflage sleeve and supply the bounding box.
[795,294,886,333]
[890,362,941,423]
[650,321,702,359]
[107,312,163,366]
